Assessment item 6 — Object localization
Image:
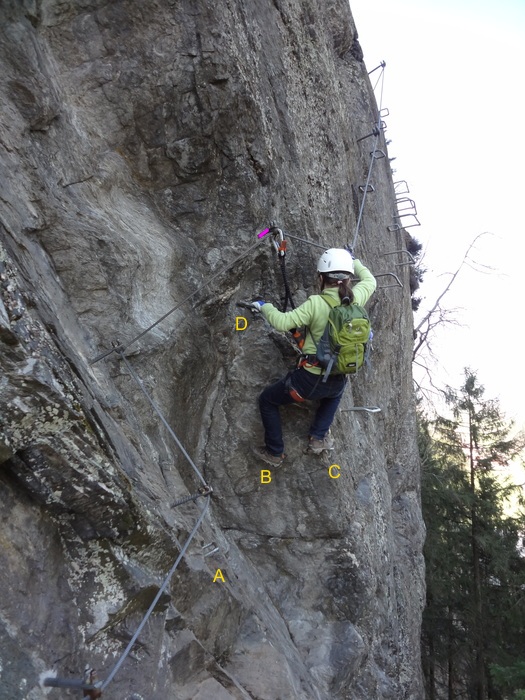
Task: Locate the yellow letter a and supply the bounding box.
[213,569,225,583]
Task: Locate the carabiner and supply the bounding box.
[271,228,286,257]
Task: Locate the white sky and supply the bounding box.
[350,0,525,430]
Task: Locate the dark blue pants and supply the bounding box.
[259,367,347,455]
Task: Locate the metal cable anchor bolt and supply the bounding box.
[202,542,220,557]
[356,125,381,143]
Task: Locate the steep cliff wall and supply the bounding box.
[0,1,425,699]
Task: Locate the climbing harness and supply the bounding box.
[288,386,306,403]
[284,373,308,403]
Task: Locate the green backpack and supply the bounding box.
[316,294,371,383]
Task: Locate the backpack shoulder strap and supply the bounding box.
[301,294,336,361]
[320,292,340,309]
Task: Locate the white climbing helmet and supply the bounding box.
[317,248,354,277]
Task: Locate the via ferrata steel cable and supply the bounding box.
[100,497,210,692]
[91,235,267,364]
[117,350,208,489]
[351,62,386,251]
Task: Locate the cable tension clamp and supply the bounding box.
[44,668,103,698]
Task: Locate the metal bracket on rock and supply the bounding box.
[394,180,410,195]
[202,542,220,557]
[375,272,403,290]
[381,250,416,267]
[357,126,381,143]
[395,197,417,216]
[388,214,421,231]
[90,339,130,365]
[342,406,382,413]
[368,60,386,75]
[44,669,102,698]
[171,484,213,509]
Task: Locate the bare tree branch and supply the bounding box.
[413,233,494,363]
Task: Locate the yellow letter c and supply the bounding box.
[328,464,341,479]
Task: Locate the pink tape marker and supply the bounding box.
[257,228,270,239]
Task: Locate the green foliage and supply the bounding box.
[421,369,525,699]
[490,662,525,699]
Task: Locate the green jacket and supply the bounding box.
[260,259,377,375]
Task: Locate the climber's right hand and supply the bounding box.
[249,298,266,312]
[236,298,266,313]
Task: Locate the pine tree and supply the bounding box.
[421,369,525,700]
[421,412,473,699]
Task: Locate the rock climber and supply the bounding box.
[250,248,376,467]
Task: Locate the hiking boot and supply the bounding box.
[306,434,335,455]
[253,445,286,468]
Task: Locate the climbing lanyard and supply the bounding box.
[268,226,307,352]
[270,226,295,312]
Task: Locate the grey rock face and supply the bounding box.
[0,1,425,698]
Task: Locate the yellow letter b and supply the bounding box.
[260,470,272,484]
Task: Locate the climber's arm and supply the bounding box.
[352,259,377,306]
